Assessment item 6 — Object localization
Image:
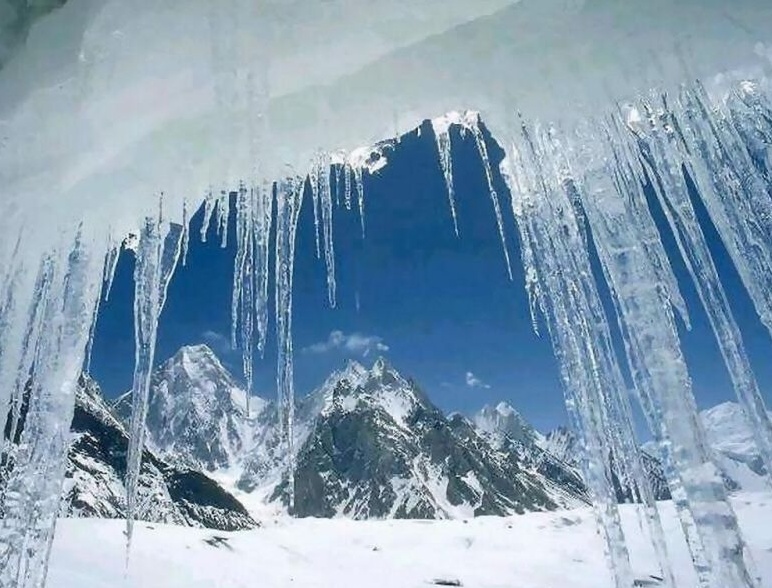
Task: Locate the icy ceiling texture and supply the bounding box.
[1,0,771,244]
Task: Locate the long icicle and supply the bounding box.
[566,113,759,588]
[231,184,252,414]
[275,177,303,515]
[200,190,217,243]
[6,256,55,453]
[254,182,273,357]
[232,184,249,350]
[679,82,772,341]
[354,166,366,238]
[431,119,460,237]
[635,92,772,491]
[241,188,255,416]
[125,205,183,553]
[503,127,635,588]
[309,164,322,258]
[317,154,337,308]
[0,225,103,588]
[344,163,353,211]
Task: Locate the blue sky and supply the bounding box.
[90,121,772,433]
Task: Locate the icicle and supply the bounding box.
[241,186,255,416]
[471,117,513,280]
[344,164,353,211]
[334,163,343,207]
[606,110,692,329]
[355,166,366,238]
[231,184,256,415]
[502,128,635,588]
[1,255,53,459]
[274,177,303,514]
[309,164,322,258]
[232,185,249,349]
[560,112,759,587]
[200,190,217,243]
[317,155,337,308]
[102,244,121,303]
[125,206,183,552]
[679,83,772,342]
[0,225,103,588]
[634,91,772,493]
[431,118,460,237]
[181,198,190,267]
[254,182,273,357]
[216,191,231,249]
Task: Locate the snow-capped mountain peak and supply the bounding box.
[311,358,422,432]
[371,355,391,377]
[700,401,770,491]
[702,402,760,458]
[138,350,588,520]
[114,344,267,473]
[473,402,536,445]
[168,344,256,415]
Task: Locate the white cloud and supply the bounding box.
[303,330,389,357]
[465,371,491,389]
[201,330,234,357]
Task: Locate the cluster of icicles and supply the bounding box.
[2,77,772,588]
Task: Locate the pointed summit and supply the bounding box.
[174,343,226,371]
[342,359,368,382]
[371,355,390,376]
[370,356,403,384]
[113,345,266,472]
[474,402,536,445]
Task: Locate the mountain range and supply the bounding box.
[110,344,770,520]
[116,347,591,520]
[3,343,768,528]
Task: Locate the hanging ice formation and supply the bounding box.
[230,181,274,415]
[3,2,772,587]
[274,178,304,512]
[431,117,460,236]
[316,153,337,309]
[124,205,184,550]
[499,80,772,586]
[0,225,103,588]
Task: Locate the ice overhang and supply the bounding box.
[0,0,771,246]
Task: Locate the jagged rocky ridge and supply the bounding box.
[479,400,770,500]
[1,374,256,531]
[474,402,671,503]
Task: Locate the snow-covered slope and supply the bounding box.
[66,375,256,530]
[538,426,577,464]
[282,358,571,518]
[526,401,772,498]
[46,493,772,588]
